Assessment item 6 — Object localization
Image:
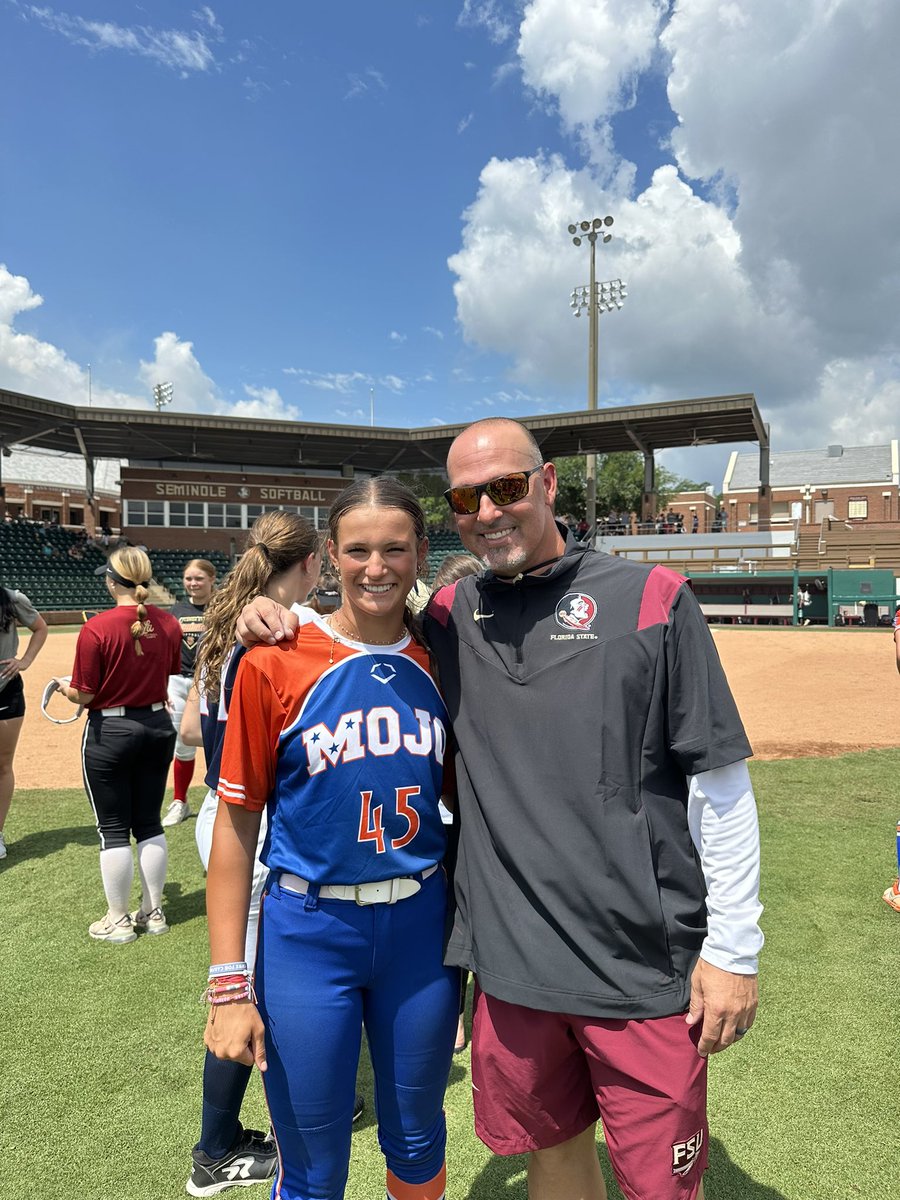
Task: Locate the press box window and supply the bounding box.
[127,501,147,526]
[147,501,165,527]
[169,502,186,527]
[207,504,225,528]
[188,503,205,528]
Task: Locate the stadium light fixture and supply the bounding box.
[153,381,174,411]
[568,214,620,537]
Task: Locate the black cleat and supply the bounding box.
[352,1094,365,1124]
[187,1126,277,1196]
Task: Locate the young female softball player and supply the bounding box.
[0,580,48,859]
[205,478,459,1200]
[55,547,182,942]
[184,511,321,1195]
[163,557,217,827]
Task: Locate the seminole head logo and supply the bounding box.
[555,592,597,631]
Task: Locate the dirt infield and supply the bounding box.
[14,628,206,791]
[10,625,900,790]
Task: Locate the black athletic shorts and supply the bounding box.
[0,674,25,721]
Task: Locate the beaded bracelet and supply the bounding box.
[202,976,257,1007]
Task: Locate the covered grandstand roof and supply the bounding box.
[0,388,767,473]
[726,442,898,490]
[1,445,122,493]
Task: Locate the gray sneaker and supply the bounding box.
[89,912,137,944]
[131,906,169,935]
[162,799,192,827]
[0,832,7,861]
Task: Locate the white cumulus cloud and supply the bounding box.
[226,385,301,421]
[519,0,665,164]
[449,0,900,455]
[0,264,137,407]
[138,331,219,412]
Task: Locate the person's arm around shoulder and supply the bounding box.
[235,597,298,647]
[685,760,762,1058]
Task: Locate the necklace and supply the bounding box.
[327,611,407,663]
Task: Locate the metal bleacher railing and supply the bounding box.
[593,530,797,573]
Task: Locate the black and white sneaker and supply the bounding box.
[352,1093,364,1124]
[187,1126,277,1196]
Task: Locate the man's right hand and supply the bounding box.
[236,598,298,647]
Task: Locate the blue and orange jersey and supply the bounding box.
[217,614,449,884]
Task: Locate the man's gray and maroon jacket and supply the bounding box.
[424,528,752,1019]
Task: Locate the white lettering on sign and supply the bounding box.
[155,483,227,498]
[259,487,329,502]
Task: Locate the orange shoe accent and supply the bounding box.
[385,1162,446,1200]
[883,880,900,912]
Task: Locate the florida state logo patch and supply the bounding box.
[555,592,597,631]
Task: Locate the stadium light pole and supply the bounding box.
[568,215,618,538]
[153,381,174,412]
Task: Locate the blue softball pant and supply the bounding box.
[257,869,459,1200]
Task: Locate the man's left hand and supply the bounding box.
[685,958,758,1057]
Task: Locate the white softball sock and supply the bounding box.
[99,846,134,919]
[136,834,168,913]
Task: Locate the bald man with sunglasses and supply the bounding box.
[238,417,762,1200]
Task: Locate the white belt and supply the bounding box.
[279,863,439,906]
[99,702,167,717]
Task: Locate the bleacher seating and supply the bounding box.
[147,550,232,602]
[424,529,466,582]
[0,522,111,611]
[0,527,237,612]
[799,526,900,572]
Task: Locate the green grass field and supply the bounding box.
[3,752,898,1199]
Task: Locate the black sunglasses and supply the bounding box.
[443,466,543,516]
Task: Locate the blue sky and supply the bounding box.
[2,0,898,486]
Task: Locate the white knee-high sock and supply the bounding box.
[99,846,134,919]
[136,834,168,912]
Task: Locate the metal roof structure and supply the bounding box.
[0,445,122,492]
[0,387,767,474]
[727,442,897,491]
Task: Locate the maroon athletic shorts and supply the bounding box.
[471,984,708,1200]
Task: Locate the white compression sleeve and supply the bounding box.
[687,760,764,974]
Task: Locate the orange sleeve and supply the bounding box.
[217,653,286,812]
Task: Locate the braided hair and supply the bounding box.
[107,547,153,655]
